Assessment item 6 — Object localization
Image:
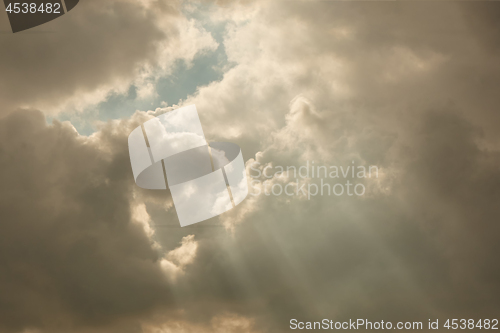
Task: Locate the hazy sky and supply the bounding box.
[0,1,499,332]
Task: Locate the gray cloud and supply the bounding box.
[0,0,216,114]
[0,1,499,332]
[0,109,174,332]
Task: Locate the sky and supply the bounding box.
[0,1,499,332]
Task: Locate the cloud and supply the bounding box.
[0,108,175,332]
[1,1,500,332]
[0,107,254,333]
[141,313,260,333]
[160,235,198,278]
[175,1,500,330]
[0,0,217,114]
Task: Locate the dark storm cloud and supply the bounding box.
[163,110,499,333]
[2,108,498,333]
[0,1,500,333]
[401,110,500,314]
[0,0,178,113]
[177,1,500,331]
[0,109,175,332]
[461,2,500,54]
[0,107,259,333]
